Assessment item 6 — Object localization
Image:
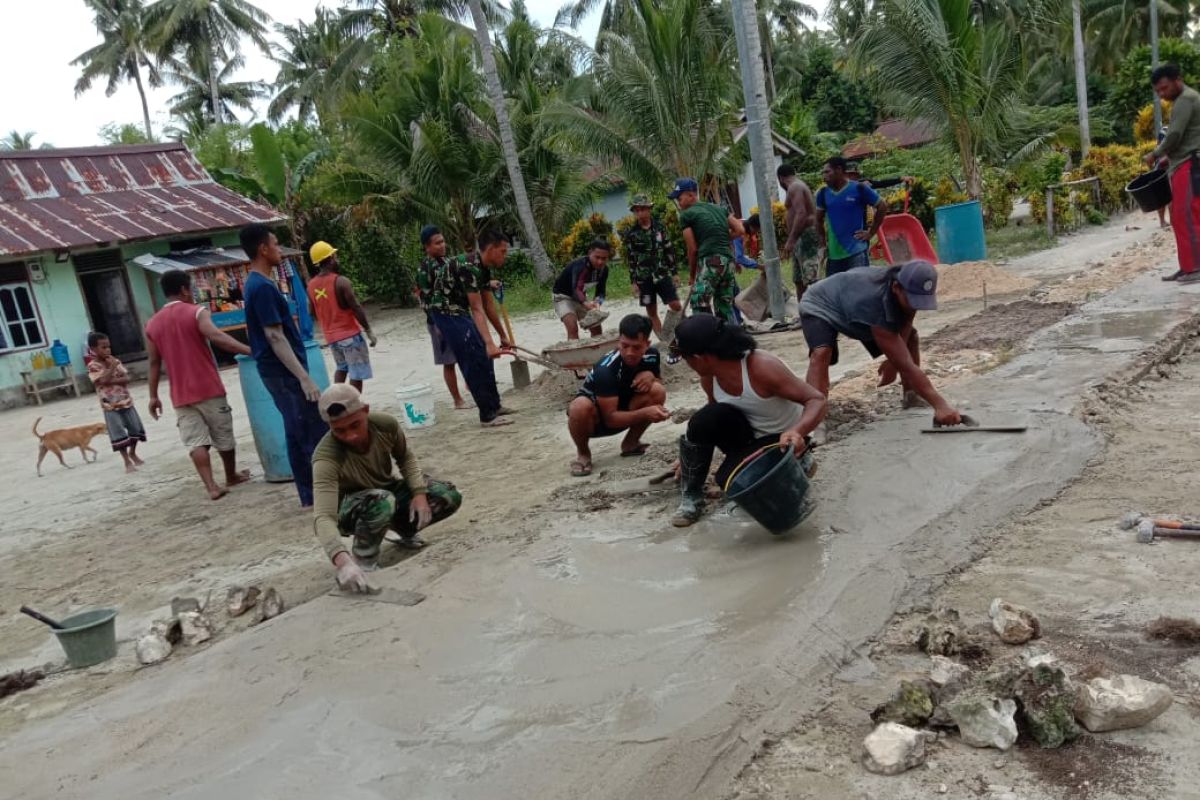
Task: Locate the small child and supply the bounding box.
[85,331,147,473]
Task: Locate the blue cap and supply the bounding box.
[667,177,699,200]
[896,260,938,311]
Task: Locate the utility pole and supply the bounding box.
[1072,0,1090,158]
[1150,0,1162,130]
[729,0,787,322]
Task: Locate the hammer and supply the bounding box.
[1119,511,1200,532]
[1136,519,1200,543]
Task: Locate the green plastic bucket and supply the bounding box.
[52,608,118,668]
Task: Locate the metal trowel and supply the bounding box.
[921,414,1027,434]
[327,586,427,606]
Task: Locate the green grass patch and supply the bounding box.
[980,225,1055,261]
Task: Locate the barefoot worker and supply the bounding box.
[622,194,681,337]
[669,177,746,322]
[306,241,377,391]
[312,384,463,592]
[670,315,826,527]
[1144,64,1200,284]
[418,226,514,428]
[552,239,612,340]
[85,332,147,474]
[778,164,820,302]
[145,269,253,500]
[799,260,964,430]
[566,314,670,477]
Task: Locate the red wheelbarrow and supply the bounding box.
[871,194,939,265]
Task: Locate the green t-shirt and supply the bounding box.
[680,201,731,260]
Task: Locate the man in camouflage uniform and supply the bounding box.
[311,384,462,592]
[668,177,746,322]
[418,226,513,428]
[622,194,681,336]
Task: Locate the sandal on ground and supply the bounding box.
[570,459,593,477]
[480,417,514,428]
[620,444,649,457]
[496,406,517,416]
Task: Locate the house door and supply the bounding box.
[74,250,145,360]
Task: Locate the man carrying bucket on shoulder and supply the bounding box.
[669,315,826,528]
[1145,64,1200,284]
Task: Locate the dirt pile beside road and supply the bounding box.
[936,260,1035,301]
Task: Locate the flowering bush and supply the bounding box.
[555,213,620,264]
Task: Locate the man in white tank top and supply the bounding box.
[670,315,826,527]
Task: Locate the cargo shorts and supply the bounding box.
[176,396,236,451]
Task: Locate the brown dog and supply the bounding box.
[33,416,107,476]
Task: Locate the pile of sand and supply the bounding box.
[935,260,1034,302]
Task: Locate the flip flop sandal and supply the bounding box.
[570,459,593,477]
[480,417,514,428]
[620,444,649,457]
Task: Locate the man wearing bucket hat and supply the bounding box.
[669,177,746,322]
[670,315,826,527]
[622,194,680,337]
[311,384,463,592]
[306,241,377,392]
[798,260,964,430]
[1144,64,1200,283]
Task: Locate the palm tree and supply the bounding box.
[852,0,1038,198]
[545,0,742,192]
[146,0,271,125]
[1083,0,1185,76]
[756,0,818,100]
[270,7,365,125]
[470,0,559,282]
[163,54,265,122]
[72,0,161,141]
[0,131,40,151]
[341,0,504,39]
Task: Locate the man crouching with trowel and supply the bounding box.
[798,260,964,441]
[311,385,462,592]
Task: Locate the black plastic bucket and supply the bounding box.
[1126,169,1172,213]
[726,445,813,534]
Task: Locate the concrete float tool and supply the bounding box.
[327,586,427,606]
[920,414,1028,434]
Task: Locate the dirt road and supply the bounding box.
[0,219,1190,799]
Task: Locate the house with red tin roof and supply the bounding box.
[0,143,298,406]
[842,119,940,160]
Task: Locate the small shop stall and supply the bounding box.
[132,246,313,362]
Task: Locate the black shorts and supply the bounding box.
[572,391,632,437]
[798,314,882,367]
[636,277,678,307]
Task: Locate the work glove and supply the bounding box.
[335,558,371,593]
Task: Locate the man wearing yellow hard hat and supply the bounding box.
[306,241,378,392]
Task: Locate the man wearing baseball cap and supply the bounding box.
[306,240,377,392]
[798,260,964,428]
[668,177,746,322]
[621,194,680,336]
[310,384,463,592]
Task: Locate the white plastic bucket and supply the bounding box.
[395,383,436,430]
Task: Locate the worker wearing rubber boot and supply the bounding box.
[311,385,462,592]
[670,315,826,527]
[669,177,746,322]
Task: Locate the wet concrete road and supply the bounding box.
[3,269,1198,800]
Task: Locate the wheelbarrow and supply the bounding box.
[871,192,939,265]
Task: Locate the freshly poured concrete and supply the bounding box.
[3,272,1197,800]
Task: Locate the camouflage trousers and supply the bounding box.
[690,256,739,321]
[337,478,462,559]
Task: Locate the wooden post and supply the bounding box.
[1046,188,1056,238]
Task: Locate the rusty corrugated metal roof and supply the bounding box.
[0,143,285,258]
[842,119,941,160]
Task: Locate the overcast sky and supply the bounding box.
[0,0,827,148]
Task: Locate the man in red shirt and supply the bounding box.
[306,241,377,391]
[145,270,255,500]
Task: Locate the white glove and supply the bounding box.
[335,558,371,593]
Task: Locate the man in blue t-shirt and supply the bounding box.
[241,223,328,507]
[565,314,670,476]
[815,156,887,276]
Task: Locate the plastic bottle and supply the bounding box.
[50,340,70,366]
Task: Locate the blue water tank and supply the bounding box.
[50,339,70,366]
[237,340,332,482]
[934,200,987,264]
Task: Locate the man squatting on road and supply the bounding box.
[306,240,378,391]
[799,260,964,436]
[312,384,463,593]
[566,314,672,477]
[671,315,827,527]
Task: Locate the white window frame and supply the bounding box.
[0,265,48,353]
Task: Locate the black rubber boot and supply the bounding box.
[672,435,714,527]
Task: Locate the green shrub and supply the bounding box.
[981,167,1017,230]
[1070,144,1152,212]
[554,213,619,264]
